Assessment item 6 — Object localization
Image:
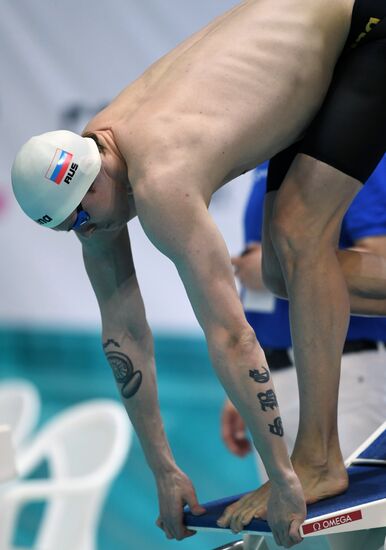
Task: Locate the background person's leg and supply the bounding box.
[270,154,362,500]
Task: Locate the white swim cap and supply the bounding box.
[12,130,101,228]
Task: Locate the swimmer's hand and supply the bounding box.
[231,243,264,291]
[221,398,252,457]
[217,474,305,547]
[155,467,206,540]
[267,475,305,547]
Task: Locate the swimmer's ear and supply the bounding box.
[83,132,106,154]
[86,182,97,194]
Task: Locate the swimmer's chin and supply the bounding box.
[100,213,136,231]
[93,220,129,234]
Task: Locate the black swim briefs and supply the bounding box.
[267,0,386,192]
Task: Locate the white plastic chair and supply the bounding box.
[0,425,17,483]
[0,379,41,449]
[0,399,132,550]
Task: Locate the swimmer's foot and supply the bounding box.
[291,454,349,505]
[216,458,349,534]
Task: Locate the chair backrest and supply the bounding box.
[0,425,17,482]
[0,379,40,448]
[9,399,132,550]
[37,400,132,550]
[36,399,130,480]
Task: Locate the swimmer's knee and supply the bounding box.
[270,210,302,256]
[270,208,322,277]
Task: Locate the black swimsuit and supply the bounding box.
[267,0,386,191]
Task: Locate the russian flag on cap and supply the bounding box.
[45,148,73,184]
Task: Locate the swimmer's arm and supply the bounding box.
[77,227,176,477]
[134,183,296,483]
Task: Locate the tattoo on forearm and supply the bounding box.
[268,417,284,437]
[249,366,270,384]
[106,351,142,399]
[103,339,121,349]
[257,390,278,412]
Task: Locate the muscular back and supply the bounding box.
[86,0,354,191]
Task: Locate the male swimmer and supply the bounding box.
[11,0,386,547]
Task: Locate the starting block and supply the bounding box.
[184,422,386,549]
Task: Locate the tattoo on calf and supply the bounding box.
[269,417,284,437]
[249,366,270,384]
[106,351,142,398]
[257,390,278,412]
[103,339,120,349]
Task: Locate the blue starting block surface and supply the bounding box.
[184,422,386,537]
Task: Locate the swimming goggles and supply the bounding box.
[70,204,90,231]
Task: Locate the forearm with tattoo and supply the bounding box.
[249,364,284,437]
[103,340,143,399]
